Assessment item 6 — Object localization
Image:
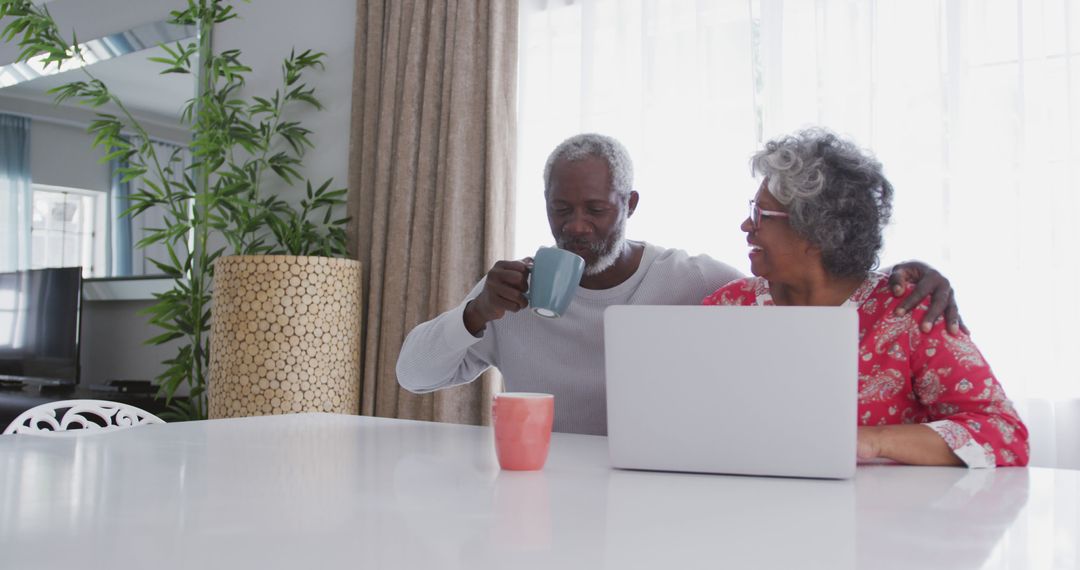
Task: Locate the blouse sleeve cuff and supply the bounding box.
[926,420,996,469]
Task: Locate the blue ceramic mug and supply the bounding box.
[527,247,585,318]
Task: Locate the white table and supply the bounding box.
[0,414,1076,570]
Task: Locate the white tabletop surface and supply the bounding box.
[0,413,1076,570]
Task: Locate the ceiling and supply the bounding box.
[1,44,194,124]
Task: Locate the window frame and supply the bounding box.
[29,183,107,278]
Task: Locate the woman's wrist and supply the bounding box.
[871,426,894,459]
[856,426,887,460]
[858,424,964,466]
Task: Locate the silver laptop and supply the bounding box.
[604,305,858,479]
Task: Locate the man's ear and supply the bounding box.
[627,191,640,218]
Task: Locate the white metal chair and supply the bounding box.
[1016,398,1080,470]
[2,399,164,436]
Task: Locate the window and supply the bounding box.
[30,185,106,278]
[516,0,1080,400]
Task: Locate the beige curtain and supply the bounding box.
[347,0,516,425]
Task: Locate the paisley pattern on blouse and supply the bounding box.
[873,313,916,356]
[859,366,905,405]
[702,272,1029,467]
[943,333,988,369]
[915,367,949,405]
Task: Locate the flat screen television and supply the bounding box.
[0,267,83,386]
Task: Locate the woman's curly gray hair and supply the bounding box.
[751,128,893,277]
[544,133,634,200]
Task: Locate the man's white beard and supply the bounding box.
[555,207,629,277]
[583,220,627,276]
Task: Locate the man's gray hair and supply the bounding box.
[543,133,634,199]
[751,128,894,277]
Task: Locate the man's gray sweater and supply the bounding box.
[396,242,744,435]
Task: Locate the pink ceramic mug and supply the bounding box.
[492,393,554,471]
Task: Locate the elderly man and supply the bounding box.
[396,133,960,435]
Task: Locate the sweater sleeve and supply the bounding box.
[395,279,498,394]
[694,255,745,298]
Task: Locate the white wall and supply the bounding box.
[30,120,110,191]
[0,94,189,191]
[214,0,357,206]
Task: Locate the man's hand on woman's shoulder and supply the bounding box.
[887,260,967,335]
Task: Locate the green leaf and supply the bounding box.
[147,330,185,345]
[149,257,184,278]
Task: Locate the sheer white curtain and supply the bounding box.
[516,0,1080,402]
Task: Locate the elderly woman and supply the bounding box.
[703,128,1028,467]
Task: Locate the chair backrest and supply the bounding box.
[1016,398,1080,470]
[2,399,164,436]
[1053,399,1080,470]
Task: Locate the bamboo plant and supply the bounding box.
[0,0,350,420]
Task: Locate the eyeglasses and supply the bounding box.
[748,200,789,230]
